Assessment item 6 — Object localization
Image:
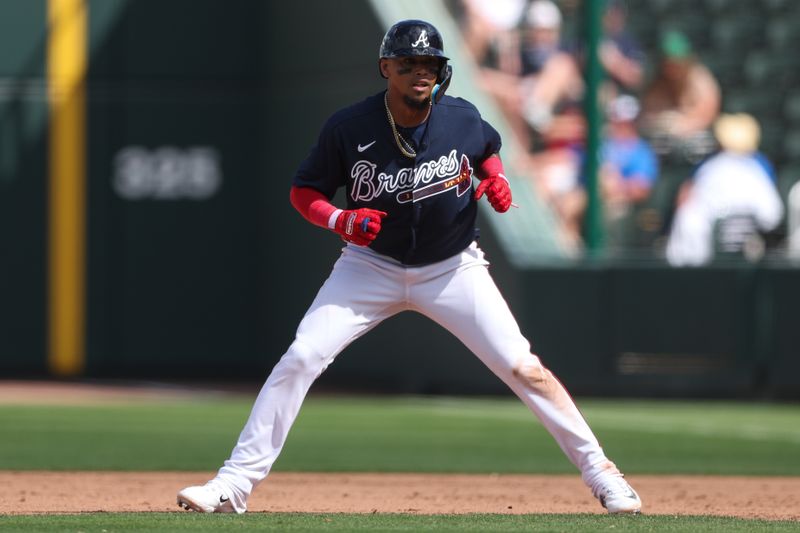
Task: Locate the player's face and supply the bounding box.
[383,56,440,109]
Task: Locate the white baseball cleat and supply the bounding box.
[590,471,642,514]
[177,481,237,513]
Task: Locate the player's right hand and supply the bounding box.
[334,208,388,246]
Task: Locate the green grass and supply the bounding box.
[0,513,797,532]
[0,395,798,475]
[2,394,798,531]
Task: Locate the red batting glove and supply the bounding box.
[334,208,387,246]
[474,175,512,213]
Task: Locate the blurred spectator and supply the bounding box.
[531,143,585,248]
[533,95,658,249]
[666,114,784,266]
[641,30,721,163]
[598,95,659,245]
[458,0,527,67]
[787,181,800,259]
[477,0,584,154]
[598,0,645,99]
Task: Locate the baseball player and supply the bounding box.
[177,19,641,515]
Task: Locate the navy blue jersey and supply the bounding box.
[293,91,502,265]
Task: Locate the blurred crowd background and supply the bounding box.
[2,0,799,398]
[449,0,798,265]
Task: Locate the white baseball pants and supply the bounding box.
[215,242,610,512]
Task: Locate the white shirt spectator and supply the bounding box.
[666,151,783,266]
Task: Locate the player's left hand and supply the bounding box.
[474,175,512,213]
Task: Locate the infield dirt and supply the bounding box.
[0,471,798,519]
[1,381,798,520]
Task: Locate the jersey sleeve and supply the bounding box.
[293,117,346,199]
[480,118,502,161]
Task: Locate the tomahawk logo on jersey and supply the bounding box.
[294,93,501,265]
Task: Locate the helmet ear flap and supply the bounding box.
[433,64,452,104]
[436,59,448,84]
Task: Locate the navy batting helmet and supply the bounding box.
[379,20,449,81]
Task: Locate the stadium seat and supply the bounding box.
[778,161,800,202]
[710,16,765,53]
[701,49,745,88]
[704,0,748,11]
[765,17,800,50]
[723,89,782,121]
[743,51,798,91]
[782,130,800,162]
[757,118,784,165]
[763,0,796,15]
[783,90,800,124]
[648,0,694,16]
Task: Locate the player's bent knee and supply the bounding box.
[512,354,557,394]
[280,339,328,377]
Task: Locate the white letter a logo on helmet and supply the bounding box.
[412,30,429,48]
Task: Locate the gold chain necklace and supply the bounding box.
[384,92,431,159]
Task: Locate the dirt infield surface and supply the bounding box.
[0,471,798,519]
[1,381,798,520]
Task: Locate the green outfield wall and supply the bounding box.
[1,0,799,398]
[0,0,48,375]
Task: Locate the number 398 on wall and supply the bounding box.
[113,146,222,200]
